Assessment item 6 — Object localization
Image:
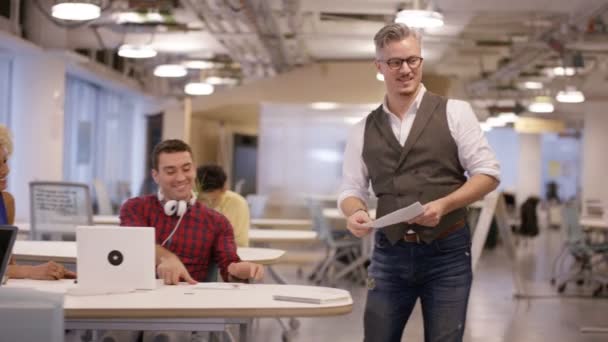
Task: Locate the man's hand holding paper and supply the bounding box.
[346,210,373,237]
[362,202,425,229]
[407,199,447,227]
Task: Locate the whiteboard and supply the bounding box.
[29,182,93,237]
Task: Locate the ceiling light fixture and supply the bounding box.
[486,117,507,128]
[153,64,188,78]
[52,0,101,21]
[556,86,585,103]
[528,96,554,113]
[395,9,444,29]
[118,44,157,59]
[205,76,239,86]
[184,82,214,96]
[497,112,519,123]
[552,66,576,77]
[310,102,340,110]
[521,81,543,90]
[183,60,216,69]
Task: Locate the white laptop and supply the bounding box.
[70,226,156,295]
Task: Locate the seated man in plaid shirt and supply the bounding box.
[120,139,263,284]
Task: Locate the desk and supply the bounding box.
[249,229,318,244]
[5,279,353,342]
[12,241,285,265]
[580,217,608,230]
[93,215,120,225]
[251,218,312,230]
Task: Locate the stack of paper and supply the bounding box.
[273,287,350,304]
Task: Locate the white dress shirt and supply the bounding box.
[338,84,500,211]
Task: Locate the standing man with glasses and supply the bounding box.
[338,23,500,342]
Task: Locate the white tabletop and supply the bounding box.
[579,217,608,230]
[249,229,318,243]
[12,241,285,265]
[322,208,376,220]
[5,279,353,318]
[250,218,312,229]
[93,215,120,225]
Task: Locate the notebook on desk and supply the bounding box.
[0,226,17,286]
[272,286,350,304]
[69,226,156,296]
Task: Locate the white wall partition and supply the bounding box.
[10,53,66,221]
[258,103,375,204]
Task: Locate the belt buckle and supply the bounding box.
[405,230,421,244]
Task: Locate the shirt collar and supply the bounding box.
[382,83,427,121]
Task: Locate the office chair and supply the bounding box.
[551,204,608,296]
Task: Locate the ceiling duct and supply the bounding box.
[466,2,608,97]
[180,0,308,80]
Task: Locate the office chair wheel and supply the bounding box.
[550,278,556,285]
[281,330,295,342]
[576,279,585,286]
[592,285,604,297]
[557,283,566,293]
[297,267,303,278]
[289,318,300,330]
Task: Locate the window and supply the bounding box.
[63,76,138,210]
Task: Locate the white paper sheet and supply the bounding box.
[362,202,424,229]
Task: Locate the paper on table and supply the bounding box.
[194,282,250,290]
[362,202,424,229]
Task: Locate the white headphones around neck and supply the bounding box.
[157,190,197,217]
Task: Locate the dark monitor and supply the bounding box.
[0,225,17,285]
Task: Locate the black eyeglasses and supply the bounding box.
[378,56,424,70]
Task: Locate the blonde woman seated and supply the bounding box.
[0,124,75,280]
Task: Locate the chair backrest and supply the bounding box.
[307,199,334,243]
[93,179,113,215]
[561,204,587,247]
[29,181,93,240]
[0,287,64,342]
[234,178,246,195]
[246,194,268,219]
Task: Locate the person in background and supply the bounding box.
[339,23,500,342]
[0,124,75,280]
[197,164,250,247]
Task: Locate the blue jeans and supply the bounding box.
[364,226,472,342]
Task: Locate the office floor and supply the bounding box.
[251,228,608,342]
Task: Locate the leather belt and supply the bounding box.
[403,218,465,243]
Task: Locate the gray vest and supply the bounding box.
[362,91,467,244]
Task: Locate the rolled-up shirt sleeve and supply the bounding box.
[337,118,371,215]
[447,100,501,181]
[212,215,241,281]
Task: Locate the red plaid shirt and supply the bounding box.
[119,195,240,282]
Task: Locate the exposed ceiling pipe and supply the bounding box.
[240,0,290,73]
[466,3,608,96]
[11,0,21,36]
[180,0,274,79]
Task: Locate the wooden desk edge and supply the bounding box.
[13,254,76,264]
[66,303,354,319]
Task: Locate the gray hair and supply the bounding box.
[374,23,422,54]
